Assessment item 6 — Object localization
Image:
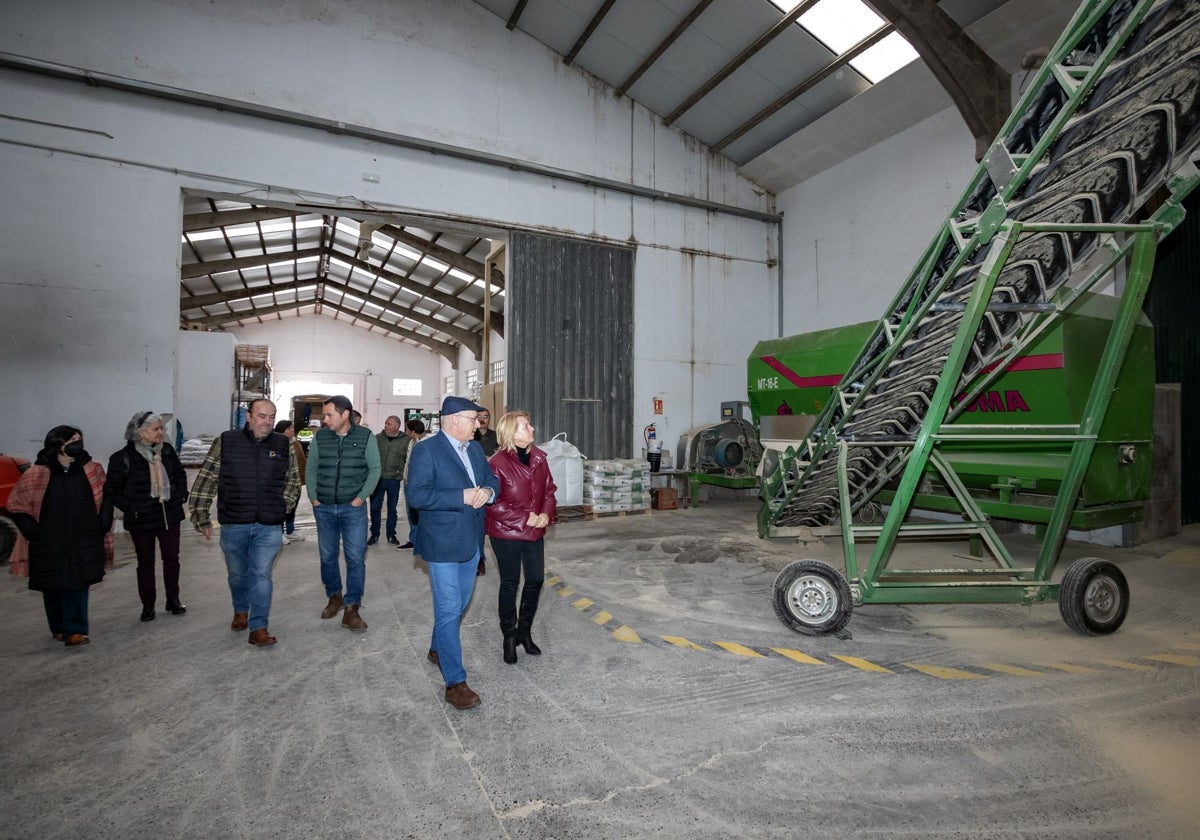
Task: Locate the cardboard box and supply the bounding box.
[652,487,678,510]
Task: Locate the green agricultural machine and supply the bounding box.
[757,0,1200,637]
[751,293,1154,531]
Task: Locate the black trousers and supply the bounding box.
[131,522,181,607]
[489,536,545,634]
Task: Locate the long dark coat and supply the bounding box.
[9,453,111,592]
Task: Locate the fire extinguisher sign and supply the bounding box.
[652,398,663,415]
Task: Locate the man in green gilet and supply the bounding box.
[306,395,380,631]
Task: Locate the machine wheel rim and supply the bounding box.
[786,575,838,625]
[1084,575,1121,624]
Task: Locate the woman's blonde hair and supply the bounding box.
[494,411,531,453]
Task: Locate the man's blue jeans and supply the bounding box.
[428,550,480,687]
[220,523,283,632]
[314,502,367,606]
[370,478,401,541]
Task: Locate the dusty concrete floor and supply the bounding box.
[1,497,1197,839]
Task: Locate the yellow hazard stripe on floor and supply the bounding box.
[713,641,765,658]
[1144,653,1200,667]
[770,648,825,665]
[831,655,892,673]
[904,663,985,680]
[980,663,1043,677]
[545,570,1195,678]
[1042,662,1102,674]
[612,626,641,643]
[1096,658,1155,672]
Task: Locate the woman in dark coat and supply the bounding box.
[9,425,112,647]
[485,411,557,664]
[106,411,189,622]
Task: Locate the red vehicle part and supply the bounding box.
[0,453,32,564]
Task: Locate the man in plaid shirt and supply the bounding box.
[189,399,300,646]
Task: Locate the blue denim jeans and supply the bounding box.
[370,478,401,541]
[314,502,367,605]
[428,550,480,687]
[220,523,283,632]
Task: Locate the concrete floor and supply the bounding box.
[1,497,1198,839]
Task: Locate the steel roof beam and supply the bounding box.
[182,207,300,232]
[616,0,716,98]
[714,25,894,153]
[379,224,503,291]
[564,0,616,66]
[505,0,529,31]
[182,274,484,354]
[664,0,821,127]
[180,247,324,280]
[318,300,461,366]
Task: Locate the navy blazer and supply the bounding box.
[407,431,500,564]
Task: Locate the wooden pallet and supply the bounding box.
[558,505,651,522]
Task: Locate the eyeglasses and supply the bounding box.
[457,414,479,424]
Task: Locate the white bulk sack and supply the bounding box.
[540,432,585,506]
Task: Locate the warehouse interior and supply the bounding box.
[2,0,1199,837]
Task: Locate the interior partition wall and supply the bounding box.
[508,232,634,460]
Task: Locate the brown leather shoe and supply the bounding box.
[341,604,368,630]
[427,649,439,666]
[445,681,480,710]
[52,632,64,642]
[321,593,344,619]
[230,612,249,631]
[64,634,90,647]
[247,628,277,646]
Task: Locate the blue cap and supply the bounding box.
[441,395,485,416]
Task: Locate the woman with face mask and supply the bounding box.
[106,411,190,622]
[8,425,113,647]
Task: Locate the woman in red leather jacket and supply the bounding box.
[486,411,557,664]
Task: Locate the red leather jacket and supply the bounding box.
[485,446,557,542]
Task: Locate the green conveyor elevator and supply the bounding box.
[756,0,1200,636]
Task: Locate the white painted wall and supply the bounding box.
[176,330,236,439]
[0,0,776,458]
[0,147,183,462]
[228,315,443,431]
[776,107,979,335]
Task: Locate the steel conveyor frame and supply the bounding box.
[762,0,1200,635]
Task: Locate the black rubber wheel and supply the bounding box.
[772,559,852,636]
[0,517,15,565]
[1059,557,1129,636]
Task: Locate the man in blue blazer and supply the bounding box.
[406,395,501,710]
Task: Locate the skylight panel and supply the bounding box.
[799,0,883,54]
[770,0,917,83]
[182,218,322,243]
[850,31,918,83]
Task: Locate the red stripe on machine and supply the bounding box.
[981,353,1065,374]
[760,356,843,388]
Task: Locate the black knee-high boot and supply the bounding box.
[516,581,543,655]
